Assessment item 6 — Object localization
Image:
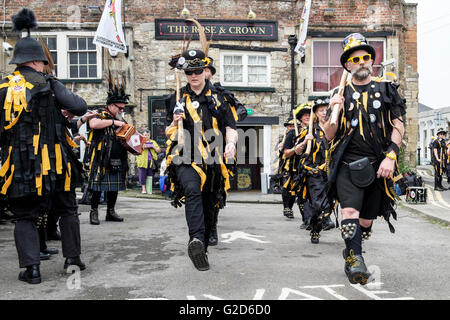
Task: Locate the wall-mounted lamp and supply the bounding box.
[324,8,335,17]
[181,1,190,19]
[248,7,256,20]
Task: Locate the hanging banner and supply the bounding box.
[294,0,312,57]
[93,0,127,53]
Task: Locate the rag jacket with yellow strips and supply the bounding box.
[85,109,129,184]
[278,128,305,196]
[0,67,87,198]
[292,124,330,201]
[165,81,237,209]
[326,79,406,232]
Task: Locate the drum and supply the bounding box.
[405,186,427,204]
[115,124,145,155]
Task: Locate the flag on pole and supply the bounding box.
[93,0,127,53]
[294,0,312,58]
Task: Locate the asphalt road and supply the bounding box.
[0,196,449,300]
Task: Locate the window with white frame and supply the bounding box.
[220,51,271,87]
[68,36,98,79]
[30,31,102,80]
[312,39,385,93]
[42,37,58,76]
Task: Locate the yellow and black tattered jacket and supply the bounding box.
[292,124,329,201]
[278,128,306,195]
[85,109,129,184]
[165,80,236,209]
[433,139,448,174]
[327,79,406,232]
[0,67,86,198]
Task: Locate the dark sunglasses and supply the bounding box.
[184,69,204,76]
[113,104,125,111]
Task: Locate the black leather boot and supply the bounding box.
[343,249,370,285]
[18,265,41,284]
[209,225,218,246]
[322,214,336,231]
[64,256,86,271]
[283,208,294,219]
[310,231,320,244]
[89,208,100,225]
[106,208,124,222]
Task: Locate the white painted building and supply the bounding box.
[417,104,450,164]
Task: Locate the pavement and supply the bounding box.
[122,164,450,226]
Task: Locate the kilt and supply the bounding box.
[88,169,127,192]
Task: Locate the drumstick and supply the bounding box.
[330,70,349,126]
[304,106,315,155]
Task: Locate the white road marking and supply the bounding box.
[300,285,348,300]
[351,283,414,300]
[221,231,272,243]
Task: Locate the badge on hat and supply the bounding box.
[373,100,381,109]
[189,50,197,57]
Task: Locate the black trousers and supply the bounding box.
[176,165,215,251]
[434,164,444,188]
[9,190,81,268]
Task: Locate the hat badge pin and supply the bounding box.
[373,100,381,109]
[189,50,197,57]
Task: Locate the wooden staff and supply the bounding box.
[304,106,315,155]
[175,69,184,146]
[292,108,299,137]
[330,70,349,126]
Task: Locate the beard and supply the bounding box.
[351,65,372,81]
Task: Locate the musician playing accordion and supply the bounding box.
[85,74,130,225]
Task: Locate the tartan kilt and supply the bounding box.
[88,169,127,192]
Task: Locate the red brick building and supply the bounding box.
[0,0,417,191]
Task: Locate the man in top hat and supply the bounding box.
[323,33,406,285]
[85,75,130,225]
[294,98,335,243]
[164,49,238,271]
[432,128,448,191]
[0,8,87,284]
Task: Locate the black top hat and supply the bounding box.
[177,49,207,70]
[205,57,216,75]
[9,8,48,65]
[312,98,330,112]
[340,33,375,72]
[436,128,447,135]
[295,103,312,119]
[106,72,130,105]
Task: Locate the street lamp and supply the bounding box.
[288,35,297,110]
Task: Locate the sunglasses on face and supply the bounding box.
[347,54,372,65]
[184,69,204,76]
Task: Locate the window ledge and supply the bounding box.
[60,79,103,84]
[223,86,275,92]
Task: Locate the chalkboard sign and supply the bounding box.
[148,96,167,149]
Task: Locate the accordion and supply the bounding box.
[115,124,145,155]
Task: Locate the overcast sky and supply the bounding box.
[404,0,450,108]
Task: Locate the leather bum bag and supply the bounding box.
[109,158,122,172]
[348,157,375,188]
